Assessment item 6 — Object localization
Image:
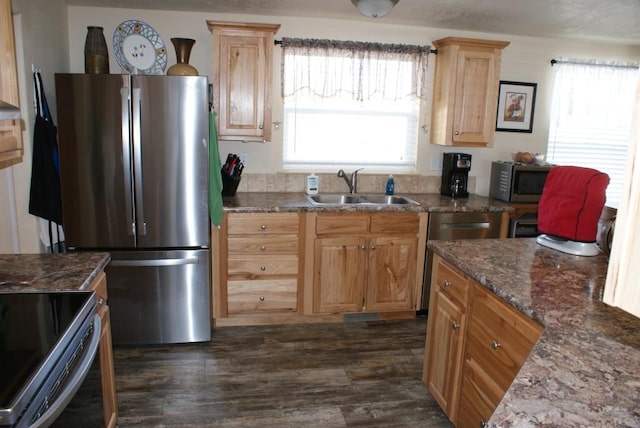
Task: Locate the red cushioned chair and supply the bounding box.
[536,166,609,256]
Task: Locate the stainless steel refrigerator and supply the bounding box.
[55,73,211,345]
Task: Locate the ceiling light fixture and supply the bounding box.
[351,0,399,18]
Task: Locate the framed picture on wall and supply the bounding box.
[496,81,537,133]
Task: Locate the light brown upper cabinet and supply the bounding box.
[0,0,23,169]
[430,37,509,147]
[207,21,280,142]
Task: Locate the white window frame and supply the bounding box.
[546,58,640,208]
[280,38,430,172]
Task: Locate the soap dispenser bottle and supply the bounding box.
[385,175,395,195]
[306,173,319,195]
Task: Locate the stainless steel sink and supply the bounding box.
[306,194,418,206]
[360,195,418,205]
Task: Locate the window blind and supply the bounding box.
[547,59,640,208]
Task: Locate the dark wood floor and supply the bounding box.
[54,318,452,427]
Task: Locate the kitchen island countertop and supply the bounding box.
[428,238,640,427]
[0,252,111,292]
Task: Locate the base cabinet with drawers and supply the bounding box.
[212,212,304,326]
[213,211,429,326]
[423,254,543,427]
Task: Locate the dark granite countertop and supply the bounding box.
[222,192,513,213]
[0,252,111,292]
[428,238,640,427]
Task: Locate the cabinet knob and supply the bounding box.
[260,265,266,271]
[259,296,265,301]
[452,322,460,330]
[260,245,266,251]
[443,279,451,288]
[361,245,367,250]
[481,422,488,428]
[370,245,376,250]
[259,124,264,130]
[491,341,501,350]
[454,130,459,135]
[97,298,105,306]
[260,224,267,230]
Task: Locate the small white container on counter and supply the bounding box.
[306,173,319,195]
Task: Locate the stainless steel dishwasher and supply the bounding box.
[420,212,503,311]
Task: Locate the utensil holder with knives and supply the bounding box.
[221,153,243,196]
[221,169,241,196]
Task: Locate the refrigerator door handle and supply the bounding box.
[131,86,147,236]
[110,257,200,267]
[121,86,136,236]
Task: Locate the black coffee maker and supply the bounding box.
[441,152,471,198]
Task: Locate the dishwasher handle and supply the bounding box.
[441,222,492,230]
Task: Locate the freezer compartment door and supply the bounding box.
[55,74,135,249]
[132,76,210,248]
[105,249,211,345]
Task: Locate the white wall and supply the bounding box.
[2,3,639,253]
[66,7,639,194]
[0,0,68,253]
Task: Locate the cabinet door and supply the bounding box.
[423,286,466,421]
[457,284,543,427]
[0,0,22,168]
[218,34,267,140]
[452,49,499,145]
[366,236,416,311]
[313,237,367,313]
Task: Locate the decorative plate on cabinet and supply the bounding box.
[112,20,167,75]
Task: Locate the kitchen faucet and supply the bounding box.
[337,168,363,193]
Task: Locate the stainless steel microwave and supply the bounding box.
[489,161,554,203]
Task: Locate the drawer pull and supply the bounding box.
[260,266,266,271]
[260,224,267,230]
[259,296,265,301]
[260,245,266,251]
[491,341,501,350]
[452,322,460,330]
[443,279,451,288]
[370,245,376,250]
[361,245,367,250]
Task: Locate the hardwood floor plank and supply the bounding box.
[53,319,452,427]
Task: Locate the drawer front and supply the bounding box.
[227,213,299,235]
[228,255,298,276]
[370,213,419,234]
[316,214,369,235]
[466,285,543,391]
[228,279,297,313]
[228,236,298,254]
[434,259,470,308]
[457,357,503,427]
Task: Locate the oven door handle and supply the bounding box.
[31,314,102,428]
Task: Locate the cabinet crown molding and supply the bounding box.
[433,37,510,50]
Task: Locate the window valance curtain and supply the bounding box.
[280,37,430,101]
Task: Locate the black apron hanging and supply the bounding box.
[28,71,63,251]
